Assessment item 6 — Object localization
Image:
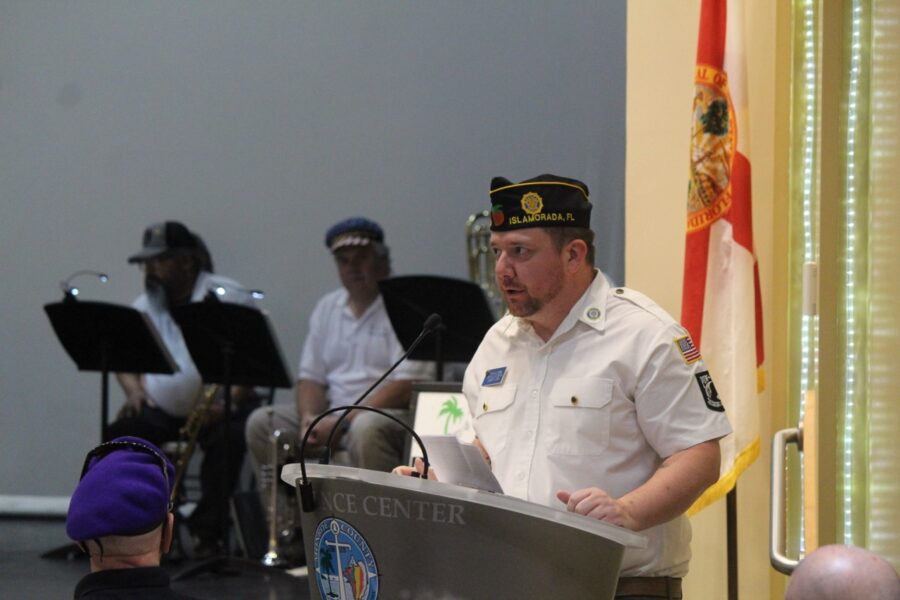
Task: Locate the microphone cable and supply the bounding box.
[297,312,442,511]
[296,404,432,512]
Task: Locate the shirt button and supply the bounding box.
[615,288,624,295]
[482,403,488,412]
[531,389,538,397]
[525,430,533,438]
[516,472,525,481]
[571,396,578,405]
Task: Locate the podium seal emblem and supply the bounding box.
[313,517,379,599]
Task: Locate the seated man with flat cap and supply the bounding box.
[67,436,196,599]
[246,217,432,478]
[106,220,259,556]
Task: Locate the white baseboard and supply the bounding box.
[0,495,70,517]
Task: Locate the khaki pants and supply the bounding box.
[244,403,410,476]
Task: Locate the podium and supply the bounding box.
[282,464,645,599]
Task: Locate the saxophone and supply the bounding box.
[170,384,219,504]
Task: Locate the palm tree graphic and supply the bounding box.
[438,396,464,434]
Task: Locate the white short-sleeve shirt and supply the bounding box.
[298,289,433,408]
[133,271,255,418]
[463,272,732,577]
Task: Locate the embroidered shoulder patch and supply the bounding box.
[675,335,702,364]
[695,371,724,412]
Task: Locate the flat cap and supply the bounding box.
[324,217,385,252]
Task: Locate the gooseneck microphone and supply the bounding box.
[296,405,433,512]
[296,312,442,511]
[319,312,442,463]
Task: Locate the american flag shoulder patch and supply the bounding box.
[675,335,701,364]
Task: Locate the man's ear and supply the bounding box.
[160,513,175,555]
[565,239,588,271]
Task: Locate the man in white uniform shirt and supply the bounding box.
[245,217,431,475]
[463,175,732,599]
[107,220,257,556]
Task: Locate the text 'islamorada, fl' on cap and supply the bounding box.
[488,174,591,232]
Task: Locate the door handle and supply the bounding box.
[770,426,802,574]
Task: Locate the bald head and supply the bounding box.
[785,545,900,600]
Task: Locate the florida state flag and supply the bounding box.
[682,0,764,513]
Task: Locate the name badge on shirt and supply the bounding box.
[482,367,507,387]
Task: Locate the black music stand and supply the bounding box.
[378,275,496,380]
[42,298,176,561]
[170,297,292,579]
[44,299,177,440]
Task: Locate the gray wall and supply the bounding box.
[0,2,625,498]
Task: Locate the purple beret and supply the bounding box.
[66,436,175,542]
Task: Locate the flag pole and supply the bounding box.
[727,487,738,600]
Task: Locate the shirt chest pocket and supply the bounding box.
[547,377,614,456]
[472,384,517,457]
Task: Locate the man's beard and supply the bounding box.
[505,292,542,317]
[501,272,564,319]
[144,273,178,308]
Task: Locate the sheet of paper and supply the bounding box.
[420,435,504,494]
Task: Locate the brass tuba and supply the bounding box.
[466,210,505,319]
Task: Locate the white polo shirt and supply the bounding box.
[298,288,433,408]
[133,271,255,418]
[463,271,732,577]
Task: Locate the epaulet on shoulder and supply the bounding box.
[608,286,679,328]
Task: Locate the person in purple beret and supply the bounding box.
[66,436,196,599]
